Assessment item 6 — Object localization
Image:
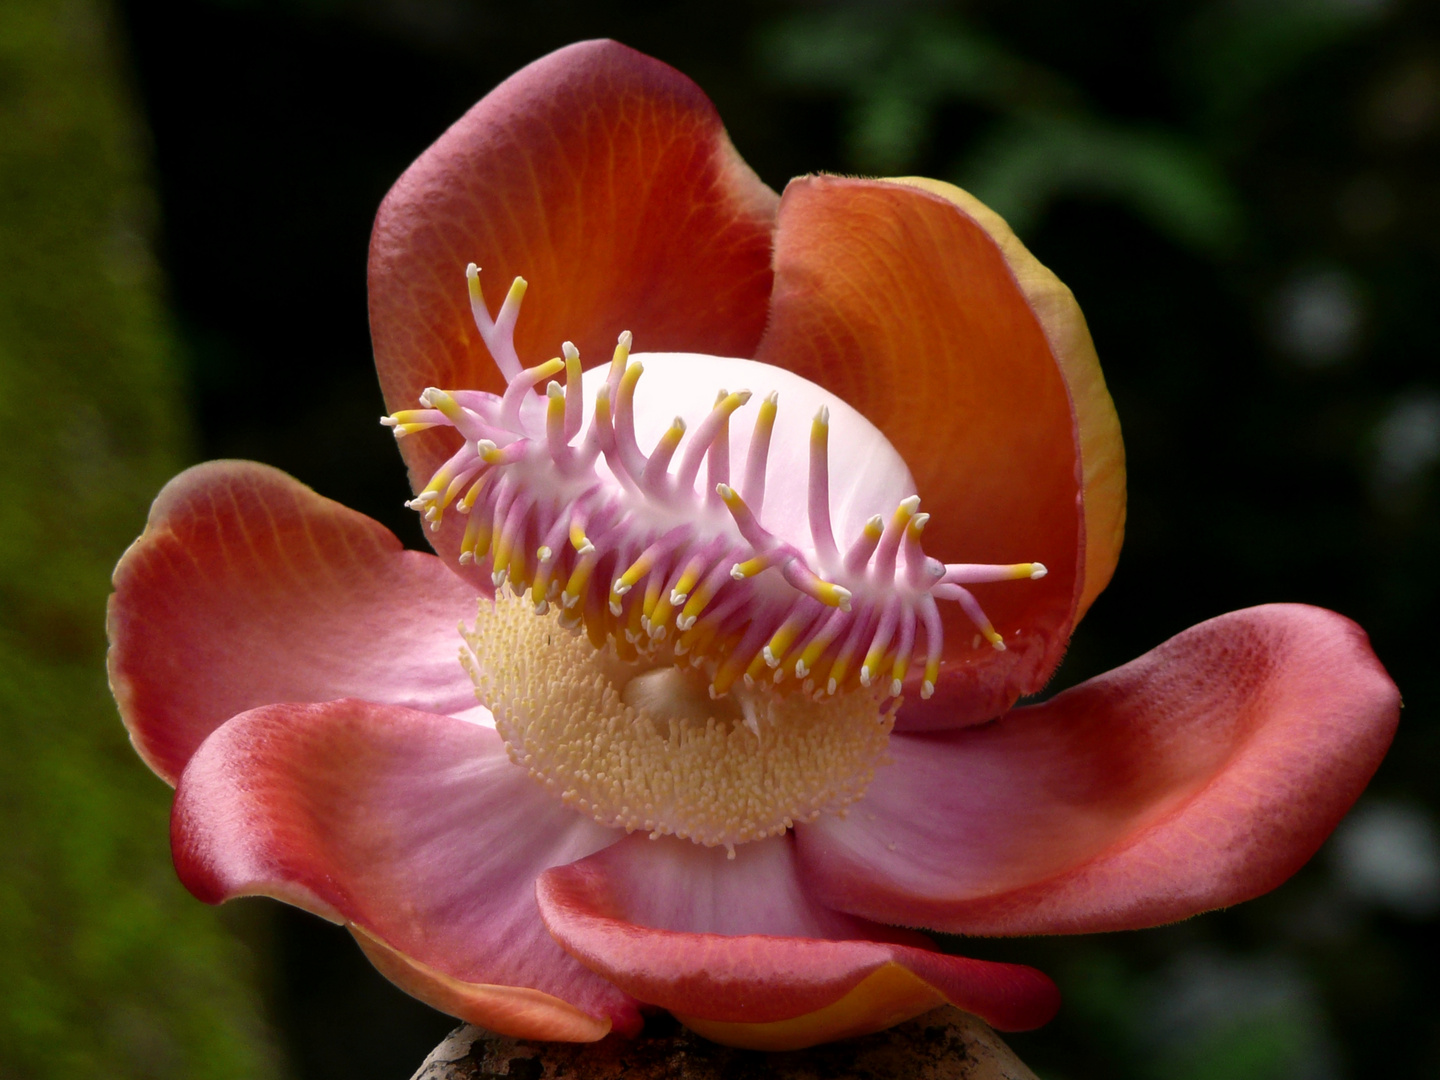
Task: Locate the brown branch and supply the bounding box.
[410,1007,1039,1080]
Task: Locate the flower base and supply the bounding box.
[409,1007,1038,1080]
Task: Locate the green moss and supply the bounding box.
[0,0,283,1074]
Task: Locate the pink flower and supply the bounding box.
[108,40,1400,1051]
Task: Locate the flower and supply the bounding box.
[107,40,1400,1052]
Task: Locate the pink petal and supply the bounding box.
[535,833,1058,1048]
[172,698,640,1040]
[754,176,1084,725]
[369,39,779,569]
[795,604,1401,934]
[108,461,484,784]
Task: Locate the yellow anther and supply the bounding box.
[890,496,920,532]
[477,440,505,465]
[418,388,466,424]
[755,391,778,436]
[458,473,490,513]
[503,275,528,311]
[764,622,803,668]
[458,509,492,564]
[676,574,720,630]
[568,519,593,555]
[983,626,1007,650]
[797,636,831,678]
[564,554,598,606]
[564,341,582,388]
[890,653,912,698]
[387,409,437,426]
[906,513,929,541]
[647,591,677,636]
[661,417,685,448]
[621,552,656,591]
[528,357,565,382]
[730,554,773,580]
[491,524,517,587]
[860,646,888,688]
[810,406,829,444]
[670,558,705,606]
[744,650,771,685]
[812,580,851,609]
[618,356,644,401]
[922,658,941,700]
[716,483,744,511]
[610,330,632,375]
[864,516,884,540]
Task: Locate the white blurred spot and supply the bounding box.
[1332,800,1440,917]
[1373,392,1440,495]
[1271,268,1363,367]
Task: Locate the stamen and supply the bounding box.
[844,515,885,575]
[399,265,1052,725]
[742,390,778,515]
[808,405,839,564]
[562,341,584,440]
[465,264,525,380]
[706,388,732,503]
[611,360,648,481]
[936,583,1007,650]
[641,416,686,492]
[545,382,573,470]
[873,496,920,581]
[676,390,750,493]
[501,357,564,431]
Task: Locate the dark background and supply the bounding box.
[87,0,1440,1075]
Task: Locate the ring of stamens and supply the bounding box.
[389,265,1049,848]
[387,266,1047,706]
[462,594,896,854]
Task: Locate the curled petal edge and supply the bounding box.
[673,963,948,1051]
[536,849,1059,1050]
[889,177,1125,623]
[352,925,613,1042]
[796,604,1401,935]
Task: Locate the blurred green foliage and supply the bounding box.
[761,0,1389,254]
[0,0,282,1075]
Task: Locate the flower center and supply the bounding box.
[461,592,896,854]
[387,266,1047,703]
[388,265,1048,849]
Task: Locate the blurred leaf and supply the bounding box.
[1181,0,1391,133]
[758,8,1075,170]
[961,115,1243,253]
[758,5,1240,253]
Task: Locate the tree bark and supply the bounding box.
[410,1007,1039,1080]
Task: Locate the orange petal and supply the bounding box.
[755,176,1083,720]
[370,39,779,514]
[353,926,612,1042]
[675,963,945,1051]
[890,177,1125,622]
